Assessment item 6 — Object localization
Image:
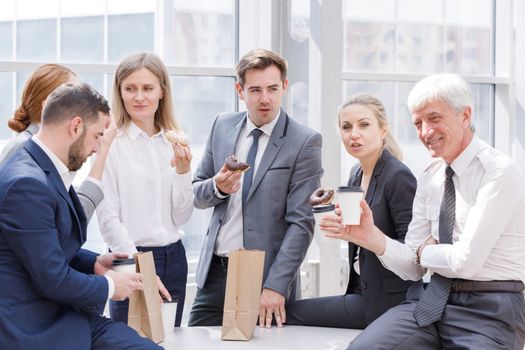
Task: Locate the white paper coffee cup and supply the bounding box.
[336,186,364,225]
[313,203,336,243]
[111,258,136,274]
[163,301,178,331]
[312,204,336,232]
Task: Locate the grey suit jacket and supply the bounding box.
[0,123,103,220]
[193,110,323,300]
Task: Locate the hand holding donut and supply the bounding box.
[166,130,192,174]
[214,155,248,195]
[171,143,192,174]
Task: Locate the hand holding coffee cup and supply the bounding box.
[106,269,143,301]
[312,204,336,232]
[94,252,129,275]
[310,187,338,240]
[111,258,137,274]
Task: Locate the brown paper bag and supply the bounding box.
[127,251,164,343]
[221,249,265,341]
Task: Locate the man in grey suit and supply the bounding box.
[188,48,323,328]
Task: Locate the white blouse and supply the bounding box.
[97,122,194,255]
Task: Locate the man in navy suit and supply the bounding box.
[0,82,162,349]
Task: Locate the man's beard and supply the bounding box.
[68,130,87,172]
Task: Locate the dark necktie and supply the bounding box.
[414,165,455,327]
[242,128,263,205]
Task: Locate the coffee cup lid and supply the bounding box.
[337,186,363,192]
[112,258,136,266]
[312,203,335,213]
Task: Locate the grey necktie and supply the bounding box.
[413,165,455,327]
[242,128,263,205]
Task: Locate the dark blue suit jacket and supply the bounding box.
[346,149,421,325]
[0,139,108,349]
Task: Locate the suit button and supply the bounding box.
[361,281,367,290]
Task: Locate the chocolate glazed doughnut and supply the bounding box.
[225,155,250,172]
[309,187,335,206]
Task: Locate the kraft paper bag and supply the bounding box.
[127,251,164,343]
[221,249,265,341]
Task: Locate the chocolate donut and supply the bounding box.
[225,155,250,172]
[309,187,335,206]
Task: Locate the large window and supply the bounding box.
[0,0,240,324]
[1,0,519,306]
[342,0,492,75]
[0,0,237,264]
[341,0,494,176]
[279,0,506,297]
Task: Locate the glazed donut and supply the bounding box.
[165,130,189,146]
[225,155,250,172]
[309,187,335,206]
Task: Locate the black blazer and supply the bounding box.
[345,149,421,325]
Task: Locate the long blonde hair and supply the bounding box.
[112,53,180,131]
[338,93,403,161]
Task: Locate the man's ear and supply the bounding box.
[462,106,472,129]
[235,82,245,101]
[69,116,83,138]
[282,78,289,92]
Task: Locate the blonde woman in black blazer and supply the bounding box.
[286,93,421,328]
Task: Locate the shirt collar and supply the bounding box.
[449,135,482,178]
[245,108,281,138]
[126,121,164,141]
[26,123,40,136]
[32,135,75,190]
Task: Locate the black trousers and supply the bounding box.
[187,256,228,326]
[285,293,367,329]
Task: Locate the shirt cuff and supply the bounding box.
[172,169,192,184]
[104,274,115,300]
[85,176,103,190]
[212,177,229,199]
[378,236,412,269]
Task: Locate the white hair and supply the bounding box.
[407,73,473,113]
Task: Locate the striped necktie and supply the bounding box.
[414,165,455,327]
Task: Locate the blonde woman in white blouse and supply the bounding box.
[97,53,194,326]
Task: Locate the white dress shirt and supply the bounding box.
[379,136,525,282]
[214,110,281,257]
[97,122,194,255]
[32,135,115,299]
